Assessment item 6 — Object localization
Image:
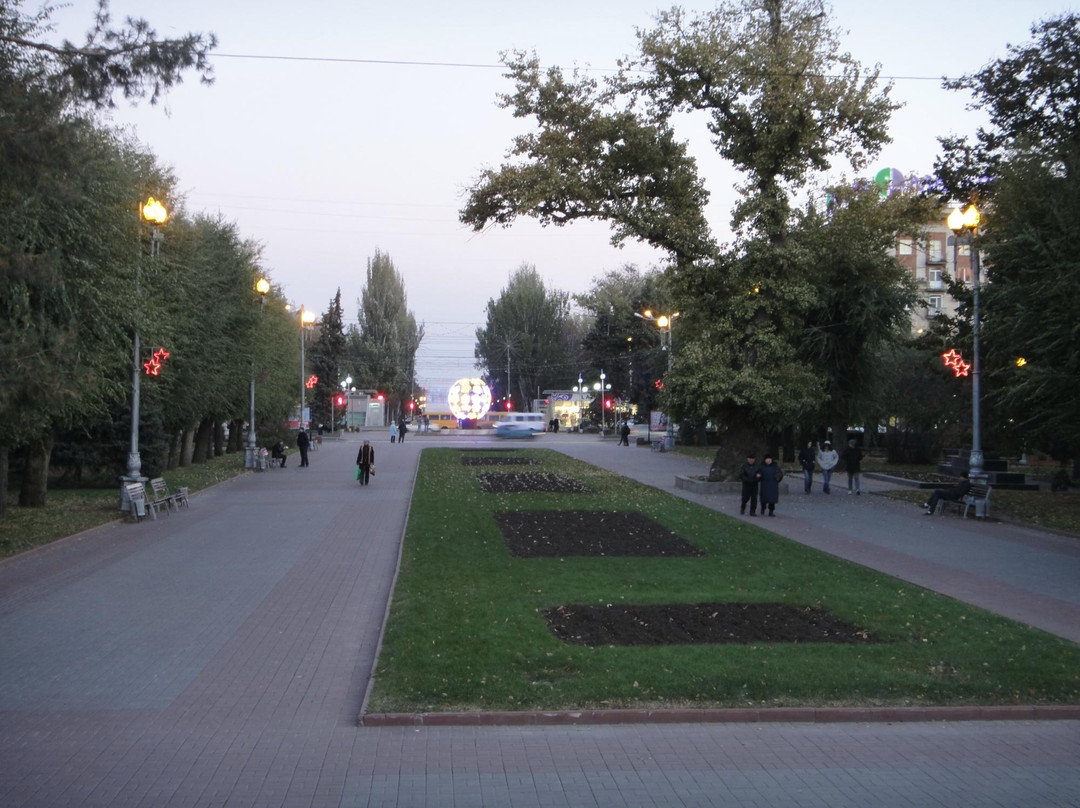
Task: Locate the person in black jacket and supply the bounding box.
[924,479,971,514]
[739,453,762,516]
[842,439,863,494]
[356,440,375,486]
[296,429,310,467]
[758,454,785,516]
[797,441,816,494]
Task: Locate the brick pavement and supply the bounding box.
[0,432,1077,807]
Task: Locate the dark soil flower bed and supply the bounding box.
[544,602,882,646]
[476,472,592,494]
[495,510,704,557]
[461,456,539,466]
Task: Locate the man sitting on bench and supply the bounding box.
[271,441,287,468]
[924,479,971,515]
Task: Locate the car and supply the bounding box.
[493,422,536,439]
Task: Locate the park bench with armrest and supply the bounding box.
[939,483,992,518]
[120,481,164,521]
[150,476,190,510]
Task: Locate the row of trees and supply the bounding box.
[1,1,426,515]
[465,0,1079,474]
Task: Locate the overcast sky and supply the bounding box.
[52,0,1072,395]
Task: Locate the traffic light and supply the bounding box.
[604,398,612,409]
[334,394,345,407]
[408,401,415,411]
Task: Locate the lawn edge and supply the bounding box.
[360,704,1080,727]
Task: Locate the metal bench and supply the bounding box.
[939,483,992,518]
[121,481,162,521]
[150,477,177,513]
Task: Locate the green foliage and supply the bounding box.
[0,0,216,109]
[368,449,1080,712]
[982,151,1080,455]
[461,0,903,471]
[936,13,1080,460]
[575,265,672,413]
[308,289,347,429]
[475,264,570,407]
[350,251,424,413]
[937,13,1080,199]
[624,0,897,237]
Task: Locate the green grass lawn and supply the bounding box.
[367,448,1080,713]
[0,453,246,559]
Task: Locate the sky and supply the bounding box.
[50,0,1074,397]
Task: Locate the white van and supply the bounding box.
[490,412,547,434]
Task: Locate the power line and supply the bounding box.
[213,51,949,82]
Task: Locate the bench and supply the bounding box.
[121,481,162,521]
[149,477,190,511]
[150,477,177,513]
[939,483,992,519]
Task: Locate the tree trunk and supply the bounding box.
[707,420,766,482]
[18,431,55,508]
[192,419,213,463]
[214,421,227,457]
[179,428,195,467]
[227,418,244,454]
[0,447,8,518]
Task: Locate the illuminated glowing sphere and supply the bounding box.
[447,378,492,421]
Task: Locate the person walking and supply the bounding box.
[842,439,864,494]
[759,453,784,516]
[798,441,816,494]
[398,418,408,444]
[739,453,762,516]
[619,420,631,446]
[389,421,398,444]
[356,440,375,486]
[924,479,971,514]
[817,440,838,494]
[296,429,310,467]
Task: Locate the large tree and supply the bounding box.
[935,13,1080,466]
[351,251,424,416]
[0,0,215,512]
[308,289,347,431]
[462,0,899,473]
[574,265,672,416]
[475,265,571,410]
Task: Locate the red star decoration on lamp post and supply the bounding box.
[305,374,318,389]
[941,349,971,378]
[143,348,170,376]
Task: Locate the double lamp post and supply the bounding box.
[946,203,984,482]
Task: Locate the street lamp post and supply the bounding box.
[635,309,679,450]
[298,306,317,431]
[244,278,270,469]
[600,370,607,432]
[121,196,167,506]
[947,203,984,481]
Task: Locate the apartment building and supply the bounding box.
[896,220,978,334]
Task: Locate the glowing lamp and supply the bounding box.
[255,278,271,295]
[141,196,168,224]
[447,378,492,421]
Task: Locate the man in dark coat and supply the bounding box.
[758,454,785,516]
[841,439,863,494]
[356,440,375,486]
[924,479,971,514]
[619,420,631,446]
[296,429,310,467]
[271,441,287,468]
[739,453,762,516]
[797,441,816,494]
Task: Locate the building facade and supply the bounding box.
[897,220,978,334]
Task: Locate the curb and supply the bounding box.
[360,704,1080,727]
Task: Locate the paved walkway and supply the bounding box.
[1,432,1077,807]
